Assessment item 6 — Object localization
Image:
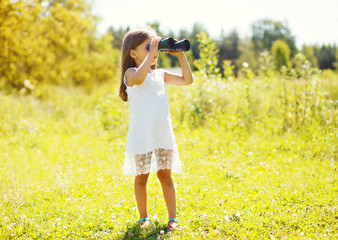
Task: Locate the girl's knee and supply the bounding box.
[135,173,149,185]
[157,169,172,183]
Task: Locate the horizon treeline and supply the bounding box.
[1,0,337,93]
[108,20,337,76]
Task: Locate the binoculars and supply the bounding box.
[146,37,190,52]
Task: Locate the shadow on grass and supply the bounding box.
[120,221,170,240]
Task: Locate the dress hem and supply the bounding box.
[122,147,181,176]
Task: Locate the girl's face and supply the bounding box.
[130,37,158,67]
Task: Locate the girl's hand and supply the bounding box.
[165,39,184,57]
[149,37,161,55]
[165,51,184,57]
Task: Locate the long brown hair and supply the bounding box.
[119,27,158,101]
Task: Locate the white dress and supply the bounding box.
[122,67,182,176]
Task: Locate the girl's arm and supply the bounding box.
[164,52,193,86]
[126,37,161,86]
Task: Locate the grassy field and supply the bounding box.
[0,70,337,239]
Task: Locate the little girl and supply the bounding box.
[118,27,193,232]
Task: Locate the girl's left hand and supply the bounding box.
[165,51,184,57]
[165,39,185,57]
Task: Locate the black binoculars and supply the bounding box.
[146,37,190,52]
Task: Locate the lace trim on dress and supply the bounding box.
[122,148,182,176]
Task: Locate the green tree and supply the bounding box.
[0,0,119,92]
[108,26,130,50]
[301,44,318,68]
[251,18,297,58]
[190,22,207,62]
[313,44,337,70]
[334,48,338,71]
[217,29,241,75]
[147,20,164,37]
[166,22,208,70]
[271,40,292,71]
[235,37,257,76]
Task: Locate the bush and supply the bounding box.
[168,32,335,136]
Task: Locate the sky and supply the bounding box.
[90,0,338,49]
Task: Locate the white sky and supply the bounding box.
[90,0,338,49]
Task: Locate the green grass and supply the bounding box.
[0,72,337,239]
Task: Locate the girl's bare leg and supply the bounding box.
[156,148,176,220]
[134,173,150,219]
[157,169,176,219]
[134,152,152,220]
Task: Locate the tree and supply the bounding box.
[301,44,318,68]
[164,22,207,70]
[271,40,292,71]
[0,0,119,92]
[217,29,241,75]
[334,48,338,71]
[190,22,207,61]
[313,44,337,70]
[108,26,130,50]
[235,37,257,76]
[147,20,164,37]
[251,18,297,57]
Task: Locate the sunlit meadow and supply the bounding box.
[0,33,337,239]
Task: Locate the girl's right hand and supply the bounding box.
[148,37,162,55]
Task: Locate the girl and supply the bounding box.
[118,27,193,232]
